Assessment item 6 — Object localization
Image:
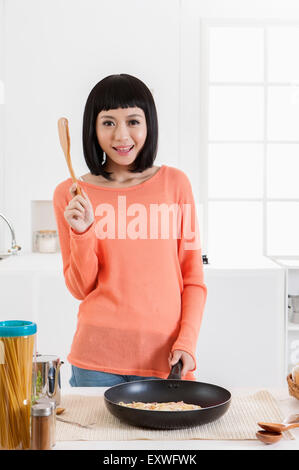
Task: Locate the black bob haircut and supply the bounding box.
[82,74,159,181]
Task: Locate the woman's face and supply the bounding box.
[95,107,147,168]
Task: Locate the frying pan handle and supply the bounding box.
[167,359,183,380]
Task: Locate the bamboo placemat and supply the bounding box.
[55,390,295,441]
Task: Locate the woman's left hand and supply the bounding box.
[168,349,195,377]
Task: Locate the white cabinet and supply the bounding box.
[0,254,286,389]
[196,257,285,389]
[0,254,79,389]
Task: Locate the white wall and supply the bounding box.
[185,0,299,18]
[2,0,299,254]
[2,0,183,253]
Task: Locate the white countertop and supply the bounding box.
[0,252,283,272]
[54,386,299,451]
[0,253,63,272]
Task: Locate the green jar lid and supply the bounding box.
[0,320,37,337]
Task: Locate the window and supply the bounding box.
[200,19,299,260]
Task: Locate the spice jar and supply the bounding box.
[31,403,53,450]
[35,230,58,253]
[36,397,56,447]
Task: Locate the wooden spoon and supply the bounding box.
[58,117,82,196]
[256,430,282,444]
[258,421,299,433]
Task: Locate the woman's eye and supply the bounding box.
[103,120,140,126]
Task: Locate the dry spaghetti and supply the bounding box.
[0,334,35,449]
[118,401,202,411]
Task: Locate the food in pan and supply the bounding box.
[118,400,202,411]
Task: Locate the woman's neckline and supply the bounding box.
[76,165,166,191]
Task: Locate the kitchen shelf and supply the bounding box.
[288,322,299,332]
[270,258,299,375]
[31,200,59,252]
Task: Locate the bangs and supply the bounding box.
[93,76,147,113]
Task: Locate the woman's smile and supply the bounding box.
[112,145,134,155]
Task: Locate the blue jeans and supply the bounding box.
[69,364,160,387]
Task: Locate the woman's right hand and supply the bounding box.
[64,182,94,233]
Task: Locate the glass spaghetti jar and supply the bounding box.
[0,320,37,450]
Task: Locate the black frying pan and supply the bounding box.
[104,360,231,429]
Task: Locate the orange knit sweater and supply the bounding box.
[53,165,207,380]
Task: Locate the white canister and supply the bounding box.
[35,230,58,253]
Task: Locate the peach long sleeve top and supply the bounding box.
[52,165,207,381]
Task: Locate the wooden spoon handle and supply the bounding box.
[58,117,82,196]
[285,422,299,431]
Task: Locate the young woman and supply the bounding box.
[53,74,207,387]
